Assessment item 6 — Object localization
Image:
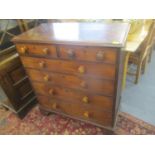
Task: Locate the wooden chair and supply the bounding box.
[148,23,155,63]
[128,21,155,84]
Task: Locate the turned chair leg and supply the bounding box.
[135,61,142,84]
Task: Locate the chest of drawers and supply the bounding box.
[12,22,130,130]
[0,46,36,118]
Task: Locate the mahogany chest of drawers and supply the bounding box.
[12,22,130,130]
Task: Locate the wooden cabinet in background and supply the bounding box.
[13,22,130,130]
[0,46,37,118]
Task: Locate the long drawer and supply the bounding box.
[38,95,113,127]
[27,69,114,96]
[32,81,113,111]
[20,56,116,79]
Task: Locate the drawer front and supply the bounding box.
[9,66,26,83]
[16,44,57,58]
[38,95,113,127]
[32,81,113,111]
[16,91,35,110]
[18,81,32,98]
[27,69,114,96]
[58,46,117,64]
[21,56,116,79]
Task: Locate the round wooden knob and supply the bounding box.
[82,96,89,103]
[67,49,75,59]
[96,51,105,60]
[39,61,45,68]
[20,46,28,54]
[52,103,57,109]
[43,75,49,81]
[83,111,89,118]
[43,48,49,55]
[78,65,85,74]
[80,81,87,88]
[49,89,54,95]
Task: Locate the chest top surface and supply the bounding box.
[12,22,130,47]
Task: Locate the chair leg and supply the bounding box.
[135,62,142,84]
[148,50,153,63]
[122,52,130,89]
[142,56,149,74]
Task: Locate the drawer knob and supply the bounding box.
[49,89,55,95]
[82,96,89,103]
[80,81,87,88]
[43,48,49,55]
[67,49,75,59]
[52,103,57,109]
[78,65,85,74]
[39,61,46,68]
[96,51,105,60]
[20,46,28,54]
[44,75,49,81]
[83,111,89,118]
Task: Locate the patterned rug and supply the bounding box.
[0,105,155,135]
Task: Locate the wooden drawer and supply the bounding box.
[10,66,26,83]
[16,44,57,58]
[16,91,35,110]
[27,69,114,96]
[21,56,116,79]
[58,45,117,64]
[38,95,113,127]
[32,81,113,111]
[18,81,32,98]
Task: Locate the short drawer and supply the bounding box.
[21,56,116,79]
[32,81,113,111]
[38,95,113,127]
[16,44,57,58]
[58,45,117,64]
[27,69,115,96]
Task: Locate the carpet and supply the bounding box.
[0,105,155,135]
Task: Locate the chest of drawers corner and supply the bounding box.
[12,22,130,130]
